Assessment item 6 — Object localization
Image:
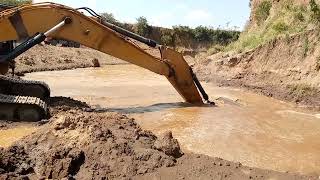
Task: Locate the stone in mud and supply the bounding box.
[153,131,183,158]
[92,58,100,67]
[225,56,240,67]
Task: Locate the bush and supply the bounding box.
[1,0,31,6]
[225,32,262,52]
[272,21,289,33]
[136,16,151,37]
[207,44,225,55]
[172,25,240,48]
[310,0,320,23]
[193,26,211,42]
[172,26,195,47]
[255,0,272,25]
[98,12,239,48]
[211,29,240,45]
[101,13,119,25]
[161,33,174,46]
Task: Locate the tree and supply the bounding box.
[1,0,31,6]
[136,16,151,37]
[194,26,211,42]
[161,33,174,46]
[101,12,119,25]
[172,25,194,47]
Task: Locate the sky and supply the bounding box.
[32,0,251,30]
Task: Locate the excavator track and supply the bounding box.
[0,94,48,121]
[0,76,50,121]
[0,75,50,100]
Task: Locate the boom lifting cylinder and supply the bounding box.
[0,17,72,64]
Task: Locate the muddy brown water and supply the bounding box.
[0,124,37,147]
[2,64,320,175]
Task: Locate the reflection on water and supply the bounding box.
[24,65,320,174]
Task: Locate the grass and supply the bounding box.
[225,0,319,53]
[272,21,289,33]
[288,83,319,98]
[255,0,272,25]
[207,44,225,55]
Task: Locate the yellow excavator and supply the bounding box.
[0,2,212,121]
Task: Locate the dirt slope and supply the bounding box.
[14,45,125,75]
[195,30,320,109]
[0,98,315,180]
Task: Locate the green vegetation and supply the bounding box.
[136,16,152,37]
[99,12,240,49]
[310,0,320,23]
[170,25,239,48]
[207,44,225,55]
[254,0,272,25]
[1,0,31,6]
[227,0,320,53]
[160,33,175,46]
[101,13,120,26]
[272,21,289,33]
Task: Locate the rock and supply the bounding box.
[226,57,240,67]
[92,58,100,67]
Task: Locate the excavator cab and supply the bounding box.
[0,41,13,55]
[0,40,49,121]
[0,41,13,74]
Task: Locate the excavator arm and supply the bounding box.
[0,3,210,105]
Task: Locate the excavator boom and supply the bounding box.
[0,3,210,105]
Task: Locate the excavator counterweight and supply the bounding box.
[0,2,212,121]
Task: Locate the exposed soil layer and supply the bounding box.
[135,154,314,180]
[0,98,316,179]
[194,30,320,110]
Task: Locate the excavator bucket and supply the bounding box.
[161,47,204,105]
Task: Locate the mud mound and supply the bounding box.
[48,97,90,114]
[154,131,183,158]
[137,154,313,180]
[0,110,179,179]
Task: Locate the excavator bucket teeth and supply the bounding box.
[161,47,203,104]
